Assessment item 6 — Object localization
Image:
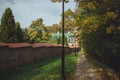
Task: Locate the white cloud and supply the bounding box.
[0,0,76,28]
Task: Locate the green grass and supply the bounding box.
[0,54,77,80]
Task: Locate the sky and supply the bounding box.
[0,0,76,28]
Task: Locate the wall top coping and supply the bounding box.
[0,42,8,47]
[32,43,63,48]
[8,43,32,48]
[0,42,70,48]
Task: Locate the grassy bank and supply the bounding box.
[0,54,77,80]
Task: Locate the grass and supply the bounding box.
[0,54,77,80]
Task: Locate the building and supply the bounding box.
[52,31,78,48]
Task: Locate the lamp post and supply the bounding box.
[61,0,65,80]
[74,27,78,56]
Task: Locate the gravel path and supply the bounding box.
[73,52,102,80]
[73,52,120,80]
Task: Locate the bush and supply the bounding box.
[81,26,120,71]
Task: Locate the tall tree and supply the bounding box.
[75,0,120,69]
[27,18,45,43]
[15,22,23,42]
[0,25,1,32]
[60,9,75,32]
[52,24,60,33]
[46,24,60,33]
[0,8,17,43]
[22,28,30,42]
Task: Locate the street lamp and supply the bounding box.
[51,0,68,79]
[61,0,65,80]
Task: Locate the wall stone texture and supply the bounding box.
[0,42,78,70]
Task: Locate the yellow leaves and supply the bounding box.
[118,27,120,30]
[73,20,77,26]
[106,26,120,34]
[81,15,102,33]
[87,2,96,10]
[104,12,118,22]
[106,26,116,34]
[27,28,37,40]
[103,0,109,3]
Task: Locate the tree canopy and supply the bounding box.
[15,22,24,42]
[0,8,19,43]
[75,0,120,70]
[60,9,76,32]
[25,18,51,43]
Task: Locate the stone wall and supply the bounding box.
[0,42,77,70]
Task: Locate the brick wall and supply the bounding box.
[0,42,77,70]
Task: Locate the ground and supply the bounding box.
[73,52,120,80]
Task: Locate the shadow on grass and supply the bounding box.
[0,54,77,80]
[85,53,120,80]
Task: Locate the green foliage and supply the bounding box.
[26,18,45,43]
[60,9,75,33]
[0,54,77,80]
[22,28,30,42]
[23,18,52,43]
[76,0,120,70]
[0,8,24,43]
[47,34,68,45]
[15,22,24,42]
[0,8,18,43]
[41,31,51,41]
[58,36,68,45]
[46,24,60,33]
[0,25,1,30]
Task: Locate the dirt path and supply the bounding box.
[73,52,102,80]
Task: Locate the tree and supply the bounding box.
[60,9,75,32]
[46,24,60,33]
[22,28,30,42]
[15,22,23,42]
[75,0,120,70]
[27,18,45,43]
[42,31,51,41]
[0,8,18,43]
[0,25,1,32]
[52,24,60,33]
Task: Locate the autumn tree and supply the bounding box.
[52,24,60,33]
[26,18,46,43]
[59,9,76,33]
[46,24,60,33]
[0,8,18,43]
[75,0,120,70]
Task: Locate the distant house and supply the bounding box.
[51,31,78,47]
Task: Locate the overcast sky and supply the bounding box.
[0,0,76,28]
